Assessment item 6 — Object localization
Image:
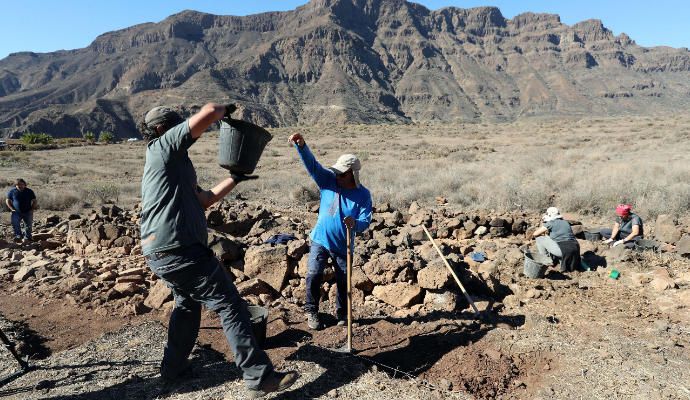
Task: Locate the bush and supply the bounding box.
[21,132,53,145]
[40,191,81,211]
[83,183,120,204]
[99,131,115,143]
[82,131,96,143]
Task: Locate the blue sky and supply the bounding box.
[1,0,688,59]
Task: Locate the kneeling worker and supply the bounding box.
[601,204,643,248]
[531,207,582,272]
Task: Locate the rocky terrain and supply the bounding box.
[2,0,690,137]
[1,200,689,399]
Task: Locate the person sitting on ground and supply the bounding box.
[6,178,36,242]
[139,103,297,397]
[288,132,372,330]
[531,207,582,272]
[601,204,643,248]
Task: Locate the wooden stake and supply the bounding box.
[422,225,480,316]
[346,225,353,352]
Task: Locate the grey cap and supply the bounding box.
[144,106,183,129]
[331,154,361,187]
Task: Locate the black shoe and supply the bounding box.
[247,370,299,398]
[160,360,192,383]
[306,312,320,330]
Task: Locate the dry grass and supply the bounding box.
[2,114,689,221]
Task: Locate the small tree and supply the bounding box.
[21,132,53,145]
[82,131,96,144]
[99,131,115,143]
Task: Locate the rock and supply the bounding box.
[287,239,308,259]
[362,254,412,285]
[408,226,426,243]
[209,234,243,262]
[372,283,423,308]
[119,267,145,277]
[144,280,173,309]
[474,226,488,236]
[571,225,585,238]
[463,220,478,232]
[489,218,506,227]
[352,267,375,292]
[445,218,463,230]
[13,265,35,282]
[676,235,690,257]
[489,226,509,237]
[375,202,392,213]
[116,275,145,284]
[297,256,309,278]
[237,279,274,296]
[61,277,89,293]
[417,265,450,289]
[206,209,225,226]
[511,219,527,234]
[114,282,139,296]
[655,214,682,244]
[603,244,630,263]
[409,212,431,227]
[408,201,421,215]
[244,244,290,292]
[423,290,458,312]
[650,268,677,292]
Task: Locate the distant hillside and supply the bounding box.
[1,0,690,138]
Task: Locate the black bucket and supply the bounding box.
[247,305,268,348]
[584,230,602,241]
[218,119,272,175]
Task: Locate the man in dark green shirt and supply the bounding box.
[140,103,297,397]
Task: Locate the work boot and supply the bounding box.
[306,312,320,330]
[160,359,193,383]
[247,370,299,398]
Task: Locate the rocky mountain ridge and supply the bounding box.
[1,0,689,138]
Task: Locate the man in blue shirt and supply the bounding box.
[289,133,372,330]
[139,104,297,397]
[6,179,36,241]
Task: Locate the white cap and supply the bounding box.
[331,154,361,187]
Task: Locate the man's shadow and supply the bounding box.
[0,344,236,400]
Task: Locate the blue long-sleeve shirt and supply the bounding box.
[296,144,372,256]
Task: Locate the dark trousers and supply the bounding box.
[11,211,32,239]
[600,228,640,249]
[304,242,347,319]
[145,244,272,389]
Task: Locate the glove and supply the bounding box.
[223,104,237,120]
[612,240,625,247]
[603,238,613,244]
[231,173,259,183]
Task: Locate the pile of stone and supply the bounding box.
[3,201,690,319]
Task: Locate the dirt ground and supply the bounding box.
[1,240,689,399]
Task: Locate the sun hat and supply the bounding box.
[542,206,563,222]
[615,204,632,217]
[331,154,361,187]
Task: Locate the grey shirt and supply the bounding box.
[617,213,643,238]
[544,219,576,242]
[140,120,207,256]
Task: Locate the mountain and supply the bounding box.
[1,0,690,138]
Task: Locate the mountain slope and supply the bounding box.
[1,0,689,138]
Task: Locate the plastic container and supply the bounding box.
[218,119,273,175]
[584,230,602,241]
[523,251,552,279]
[247,304,268,347]
[609,269,620,279]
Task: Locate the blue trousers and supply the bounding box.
[145,244,272,389]
[305,242,347,319]
[11,211,32,239]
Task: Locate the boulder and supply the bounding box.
[287,239,308,259]
[13,265,35,282]
[676,235,690,257]
[362,254,412,285]
[206,209,225,226]
[114,282,139,296]
[474,226,488,236]
[209,234,243,262]
[244,244,290,292]
[417,265,450,289]
[352,267,375,292]
[372,283,423,308]
[650,268,677,292]
[603,244,630,263]
[236,278,274,297]
[408,226,426,243]
[61,277,89,293]
[655,214,682,244]
[423,290,458,312]
[489,218,506,227]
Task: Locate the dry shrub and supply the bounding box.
[40,191,81,211]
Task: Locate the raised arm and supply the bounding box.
[288,133,334,189]
[188,103,235,139]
